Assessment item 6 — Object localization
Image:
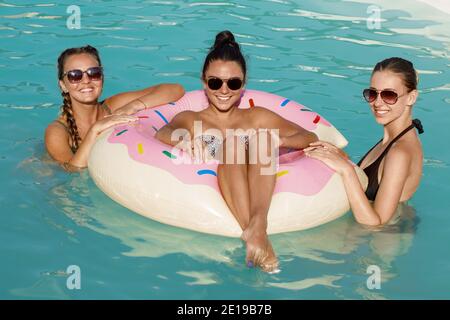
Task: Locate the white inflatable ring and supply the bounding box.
[89,90,368,237]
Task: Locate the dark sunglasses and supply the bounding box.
[207,77,244,91]
[63,66,103,83]
[363,88,406,105]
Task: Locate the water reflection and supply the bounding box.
[19,126,419,298]
[44,159,418,296]
[268,203,419,297]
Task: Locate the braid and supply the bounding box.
[60,91,81,152]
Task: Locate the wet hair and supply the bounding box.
[57,45,102,152]
[202,30,247,81]
[372,57,418,92]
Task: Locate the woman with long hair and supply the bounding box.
[156,31,318,272]
[45,45,185,171]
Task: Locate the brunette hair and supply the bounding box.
[202,30,247,81]
[372,57,418,92]
[57,45,102,152]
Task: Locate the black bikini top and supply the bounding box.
[357,119,424,201]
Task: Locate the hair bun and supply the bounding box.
[212,30,237,50]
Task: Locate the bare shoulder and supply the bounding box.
[246,106,303,133]
[169,110,199,128]
[45,120,73,162]
[45,120,68,138]
[248,106,275,116]
[172,110,198,122]
[384,140,415,166]
[246,106,280,125]
[45,120,70,147]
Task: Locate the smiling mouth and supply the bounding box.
[216,96,231,102]
[80,88,94,93]
[374,109,389,115]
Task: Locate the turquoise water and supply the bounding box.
[1,0,449,299]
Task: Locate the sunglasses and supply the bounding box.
[206,77,244,91]
[363,88,406,105]
[63,66,103,83]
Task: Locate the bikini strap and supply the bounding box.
[358,119,424,167]
[376,119,424,161]
[53,119,69,131]
[357,138,382,166]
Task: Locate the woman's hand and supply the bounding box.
[304,140,353,175]
[177,134,211,163]
[91,114,138,136]
[307,141,350,159]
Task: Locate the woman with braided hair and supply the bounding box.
[45,45,184,171]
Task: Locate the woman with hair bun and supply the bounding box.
[156,31,318,272]
[45,45,185,171]
[305,57,424,226]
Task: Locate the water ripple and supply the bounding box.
[267,275,343,290]
[270,27,302,32]
[422,83,450,93]
[188,2,241,7]
[177,271,220,286]
[254,55,275,61]
[103,45,160,51]
[322,72,348,79]
[154,72,186,77]
[295,64,320,72]
[2,12,39,19]
[424,158,448,168]
[168,56,194,61]
[26,24,45,28]
[228,13,252,21]
[240,42,274,48]
[287,8,384,23]
[0,103,56,110]
[328,35,449,58]
[87,26,127,31]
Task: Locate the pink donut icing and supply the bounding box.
[107,90,335,196]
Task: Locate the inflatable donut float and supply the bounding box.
[88,90,368,237]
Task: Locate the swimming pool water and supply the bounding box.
[1,0,449,299]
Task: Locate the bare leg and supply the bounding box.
[217,135,251,231]
[217,163,250,231]
[242,131,279,273]
[217,132,279,273]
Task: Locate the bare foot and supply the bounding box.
[241,219,279,273]
[260,241,280,274]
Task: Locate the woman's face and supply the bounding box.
[59,53,103,105]
[203,59,245,113]
[368,70,417,125]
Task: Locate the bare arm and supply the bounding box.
[155,111,194,146]
[366,145,411,224]
[305,141,412,226]
[45,115,137,172]
[45,123,85,172]
[107,83,185,115]
[252,107,318,149]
